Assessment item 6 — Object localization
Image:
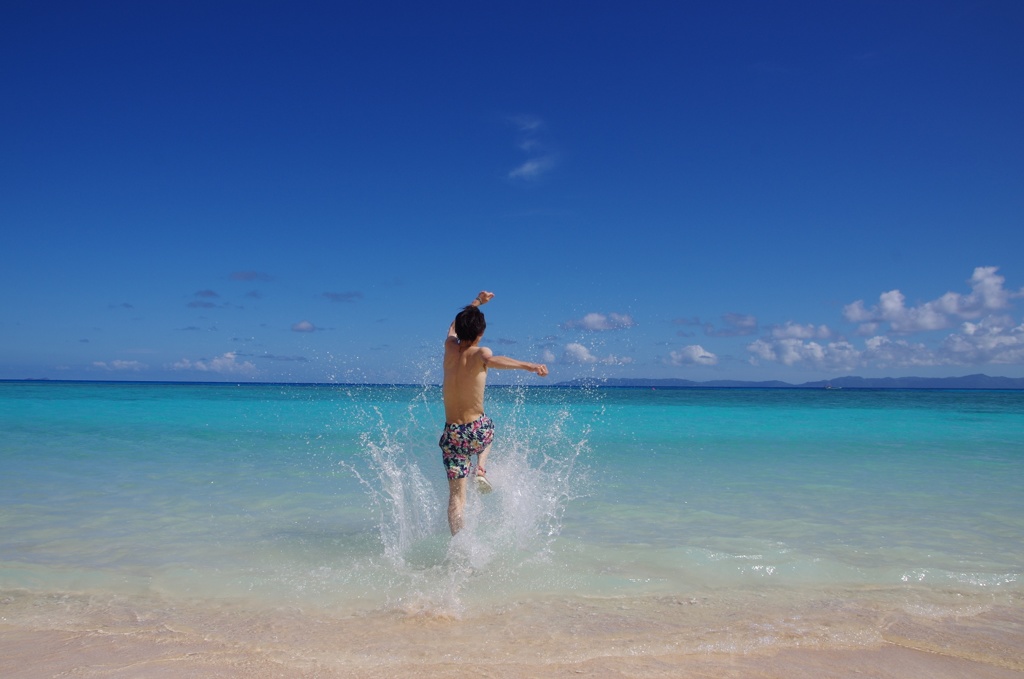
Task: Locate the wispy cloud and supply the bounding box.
[771,321,831,340]
[258,354,309,362]
[231,271,274,282]
[510,114,544,132]
[705,313,758,338]
[92,360,147,371]
[291,320,318,332]
[672,316,701,338]
[563,312,635,331]
[188,290,222,309]
[170,352,257,376]
[507,114,557,181]
[323,291,363,303]
[509,157,556,180]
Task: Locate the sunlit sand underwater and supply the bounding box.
[1,382,1022,677]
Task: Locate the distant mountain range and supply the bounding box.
[556,374,1024,389]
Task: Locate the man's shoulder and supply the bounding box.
[462,345,492,369]
[444,342,490,362]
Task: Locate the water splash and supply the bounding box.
[342,384,592,614]
[343,399,444,567]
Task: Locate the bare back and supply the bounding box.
[442,338,492,424]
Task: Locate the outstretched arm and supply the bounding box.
[483,353,549,377]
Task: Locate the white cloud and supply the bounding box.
[771,322,831,340]
[843,266,1021,335]
[738,268,1024,372]
[668,345,718,366]
[860,336,940,367]
[750,319,1024,370]
[563,342,632,365]
[92,360,147,371]
[842,299,874,324]
[292,320,317,332]
[848,320,1024,369]
[940,316,1024,365]
[952,266,1018,313]
[564,312,635,331]
[564,343,595,363]
[171,352,257,376]
[746,338,859,369]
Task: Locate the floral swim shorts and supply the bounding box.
[439,415,494,480]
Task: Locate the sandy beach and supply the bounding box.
[2,587,1021,678]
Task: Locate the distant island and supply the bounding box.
[4,374,1024,390]
[555,374,1024,390]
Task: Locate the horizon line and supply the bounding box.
[3,373,1023,390]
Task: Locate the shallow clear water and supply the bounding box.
[1,381,1022,625]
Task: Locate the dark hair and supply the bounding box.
[454,305,486,342]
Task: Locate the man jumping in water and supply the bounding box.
[440,291,548,535]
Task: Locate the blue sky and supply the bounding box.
[3,1,1023,384]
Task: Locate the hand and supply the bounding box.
[532,363,549,377]
[475,291,495,306]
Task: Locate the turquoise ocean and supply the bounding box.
[2,381,1022,674]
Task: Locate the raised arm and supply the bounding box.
[447,291,494,339]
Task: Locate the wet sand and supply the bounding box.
[2,588,1021,678]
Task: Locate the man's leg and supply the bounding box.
[476,444,491,476]
[448,477,467,535]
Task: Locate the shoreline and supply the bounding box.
[2,586,1021,678]
[2,632,1021,679]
